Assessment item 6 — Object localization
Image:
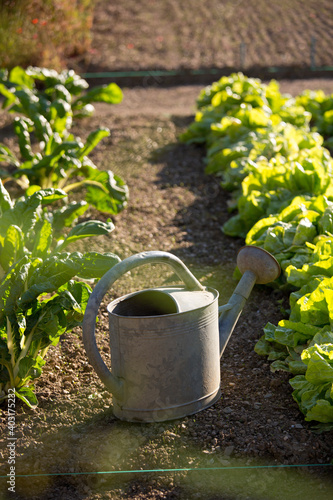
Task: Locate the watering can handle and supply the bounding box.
[82,251,204,397]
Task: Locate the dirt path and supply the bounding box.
[1,80,333,500]
[91,79,333,118]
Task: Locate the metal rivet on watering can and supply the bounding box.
[82,247,280,423]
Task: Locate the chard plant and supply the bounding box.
[0,65,129,214]
[0,66,123,131]
[0,118,128,214]
[0,182,120,408]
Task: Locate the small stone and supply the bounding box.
[224,445,235,457]
[270,379,282,388]
[223,406,233,414]
[218,458,230,466]
[166,431,180,438]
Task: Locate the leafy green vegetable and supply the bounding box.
[0,66,123,128]
[0,122,129,214]
[246,195,333,273]
[0,182,120,407]
[223,147,333,238]
[182,73,333,425]
[0,66,128,215]
[290,374,333,423]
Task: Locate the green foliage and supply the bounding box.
[0,1,95,71]
[0,66,129,214]
[0,182,120,407]
[0,66,123,129]
[223,147,333,238]
[182,73,333,426]
[296,89,333,141]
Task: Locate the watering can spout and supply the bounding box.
[218,246,280,357]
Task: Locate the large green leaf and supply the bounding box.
[19,253,82,306]
[0,181,13,213]
[74,252,121,279]
[32,219,53,259]
[48,99,73,135]
[305,399,333,423]
[83,169,129,214]
[73,83,123,107]
[290,374,331,415]
[302,344,333,384]
[0,256,31,319]
[52,201,89,235]
[18,355,45,380]
[57,220,115,251]
[0,225,24,272]
[9,66,34,89]
[62,280,91,315]
[9,194,41,235]
[78,128,110,159]
[15,386,38,408]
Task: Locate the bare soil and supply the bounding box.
[1,78,333,500]
[78,0,333,77]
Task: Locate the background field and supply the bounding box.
[82,0,333,77]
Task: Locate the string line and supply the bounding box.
[0,462,332,479]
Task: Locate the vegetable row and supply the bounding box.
[0,67,126,407]
[181,73,333,427]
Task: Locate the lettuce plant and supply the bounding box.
[180,72,311,146]
[182,73,333,426]
[0,182,120,407]
[296,89,333,142]
[223,146,333,238]
[290,343,333,423]
[245,195,333,271]
[255,234,333,425]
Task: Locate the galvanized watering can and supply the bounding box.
[82,246,280,422]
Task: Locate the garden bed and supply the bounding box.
[0,79,333,499]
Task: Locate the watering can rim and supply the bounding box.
[107,285,219,319]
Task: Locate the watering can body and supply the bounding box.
[107,286,220,422]
[82,248,280,422]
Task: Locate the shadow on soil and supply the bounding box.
[9,405,333,500]
[149,115,248,300]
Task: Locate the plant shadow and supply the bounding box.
[149,115,244,295]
